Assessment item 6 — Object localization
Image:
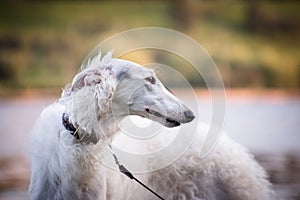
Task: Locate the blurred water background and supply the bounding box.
[0,1,299,199]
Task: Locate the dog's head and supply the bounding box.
[66,53,194,128]
[111,59,194,128]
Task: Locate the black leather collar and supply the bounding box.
[62,113,81,140]
[62,113,98,144]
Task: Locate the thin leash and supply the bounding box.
[62,114,165,199]
[108,145,165,200]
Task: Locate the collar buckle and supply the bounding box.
[72,126,88,142]
[62,113,87,142]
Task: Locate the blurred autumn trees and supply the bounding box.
[0,1,299,90]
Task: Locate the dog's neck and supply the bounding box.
[62,113,100,144]
[62,86,119,145]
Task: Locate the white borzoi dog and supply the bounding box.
[29,52,273,199]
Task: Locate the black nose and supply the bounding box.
[184,109,195,122]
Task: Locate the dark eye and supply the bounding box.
[145,76,156,84]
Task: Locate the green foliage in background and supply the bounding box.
[0,1,299,90]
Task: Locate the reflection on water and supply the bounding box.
[256,153,300,199]
[0,155,29,200]
[0,91,299,199]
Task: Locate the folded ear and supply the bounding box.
[71,69,102,92]
[70,68,115,116]
[94,75,115,116]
